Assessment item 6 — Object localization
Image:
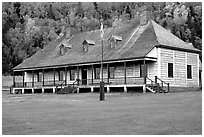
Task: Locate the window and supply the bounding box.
[115,40,121,47]
[140,64,144,77]
[187,65,192,79]
[70,70,75,81]
[109,67,115,78]
[37,72,42,82]
[83,44,88,52]
[168,63,173,78]
[95,68,100,79]
[127,66,134,76]
[58,71,64,81]
[108,35,122,49]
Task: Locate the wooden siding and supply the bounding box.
[146,47,158,83]
[187,52,198,87]
[160,48,174,85]
[134,64,140,77]
[174,50,186,86]
[146,47,157,58]
[25,69,79,84]
[160,48,199,87]
[147,62,158,82]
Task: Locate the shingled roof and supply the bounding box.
[14,20,200,71]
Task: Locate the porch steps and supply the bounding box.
[146,85,168,93]
[146,86,156,93]
[56,86,77,94]
[72,88,78,93]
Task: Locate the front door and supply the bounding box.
[82,69,87,85]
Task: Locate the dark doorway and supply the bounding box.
[82,69,87,85]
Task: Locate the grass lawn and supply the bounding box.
[2,90,202,135]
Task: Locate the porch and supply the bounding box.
[12,58,169,94]
[12,76,169,94]
[12,76,146,93]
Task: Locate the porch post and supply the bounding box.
[107,86,110,93]
[91,86,94,93]
[13,71,15,87]
[124,86,127,93]
[32,70,34,87]
[53,68,56,86]
[42,69,44,86]
[65,67,67,86]
[22,72,25,87]
[91,65,94,85]
[143,60,146,84]
[107,63,109,84]
[124,62,127,84]
[77,66,79,85]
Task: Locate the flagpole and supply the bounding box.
[100,20,105,101]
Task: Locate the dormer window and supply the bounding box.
[83,44,88,52]
[59,43,72,56]
[108,35,122,49]
[82,39,95,53]
[59,44,66,55]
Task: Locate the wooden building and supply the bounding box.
[12,12,201,94]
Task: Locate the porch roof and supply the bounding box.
[14,57,156,71]
[14,20,200,71]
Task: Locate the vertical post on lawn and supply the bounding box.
[22,71,25,87]
[13,71,15,88]
[65,67,67,86]
[77,66,79,85]
[100,39,105,101]
[143,59,146,84]
[100,20,105,101]
[124,62,127,84]
[32,70,34,88]
[91,65,94,85]
[107,63,109,84]
[42,69,44,87]
[53,68,56,86]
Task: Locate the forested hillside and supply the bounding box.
[2,2,202,75]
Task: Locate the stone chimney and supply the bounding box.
[65,26,79,39]
[139,7,152,26]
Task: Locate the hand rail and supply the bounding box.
[155,76,170,93]
[72,80,78,88]
[56,80,66,92]
[146,77,155,90]
[69,79,78,93]
[157,77,168,85]
[146,76,170,93]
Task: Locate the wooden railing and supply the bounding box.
[146,76,170,93]
[14,77,159,89]
[146,77,156,90]
[56,80,66,90]
[155,76,170,93]
[78,77,143,86]
[14,80,65,88]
